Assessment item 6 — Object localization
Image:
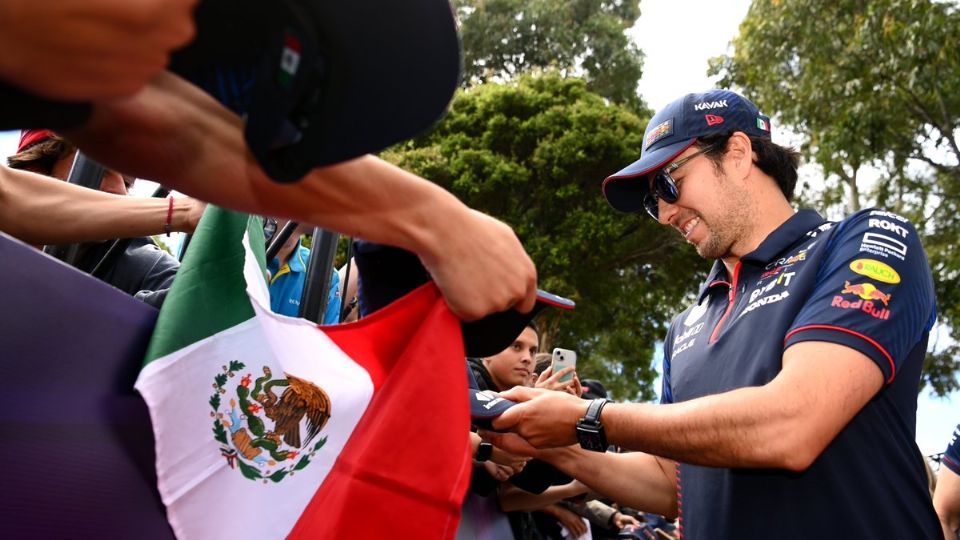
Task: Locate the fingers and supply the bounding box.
[515,268,538,314]
[497,385,540,402]
[480,430,539,457]
[536,366,553,383]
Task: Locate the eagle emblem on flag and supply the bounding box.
[210,361,331,483]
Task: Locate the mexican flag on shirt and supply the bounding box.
[136,207,471,539]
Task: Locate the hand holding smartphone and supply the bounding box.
[551,347,577,383]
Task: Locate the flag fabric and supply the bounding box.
[136,207,471,539]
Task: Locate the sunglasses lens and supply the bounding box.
[643,193,659,220]
[653,172,680,204]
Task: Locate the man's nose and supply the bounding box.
[658,197,679,226]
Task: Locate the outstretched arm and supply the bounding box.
[494,341,883,471]
[483,432,678,519]
[0,165,202,244]
[64,72,537,320]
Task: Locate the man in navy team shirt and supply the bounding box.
[487,89,942,538]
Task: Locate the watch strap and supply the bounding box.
[583,398,608,425]
[476,441,493,462]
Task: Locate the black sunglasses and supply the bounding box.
[642,144,717,220]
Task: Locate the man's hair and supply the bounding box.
[7,134,75,175]
[697,132,800,201]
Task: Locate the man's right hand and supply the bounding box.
[417,208,537,321]
[0,0,197,101]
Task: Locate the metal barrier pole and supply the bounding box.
[43,151,106,264]
[298,228,339,323]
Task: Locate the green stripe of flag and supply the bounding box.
[143,207,267,365]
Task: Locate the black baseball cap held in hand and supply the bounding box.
[170,0,461,182]
[353,241,575,358]
[467,371,574,494]
[601,89,772,213]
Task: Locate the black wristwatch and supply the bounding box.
[576,399,609,452]
[476,442,494,462]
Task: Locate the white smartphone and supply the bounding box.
[551,348,577,383]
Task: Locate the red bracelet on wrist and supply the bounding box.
[165,196,174,237]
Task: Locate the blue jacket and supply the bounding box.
[267,239,341,324]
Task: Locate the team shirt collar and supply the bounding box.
[696,209,825,302]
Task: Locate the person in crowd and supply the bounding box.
[934,423,960,539]
[337,258,360,323]
[487,89,941,538]
[7,129,193,306]
[266,221,341,324]
[0,0,536,323]
[464,322,544,539]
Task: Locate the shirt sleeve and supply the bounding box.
[945,423,960,475]
[785,209,936,384]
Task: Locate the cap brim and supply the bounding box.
[461,289,574,358]
[355,242,575,357]
[601,139,696,212]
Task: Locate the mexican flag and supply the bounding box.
[136,207,472,539]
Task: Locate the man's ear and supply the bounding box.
[726,131,753,180]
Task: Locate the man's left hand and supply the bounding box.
[491,386,588,448]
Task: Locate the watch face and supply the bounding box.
[576,426,607,452]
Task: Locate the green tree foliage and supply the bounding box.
[711,0,960,395]
[384,74,704,400]
[454,0,646,112]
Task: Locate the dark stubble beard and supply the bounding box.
[694,172,754,260]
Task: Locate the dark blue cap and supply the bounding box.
[602,89,772,213]
[469,387,519,430]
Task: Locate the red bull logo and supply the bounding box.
[831,281,892,320]
[840,280,891,306]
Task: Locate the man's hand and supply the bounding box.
[416,208,537,321]
[489,445,531,475]
[0,0,197,101]
[172,197,207,234]
[481,461,515,482]
[480,430,542,458]
[490,387,587,448]
[612,511,640,529]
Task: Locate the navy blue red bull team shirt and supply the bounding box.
[660,208,941,539]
